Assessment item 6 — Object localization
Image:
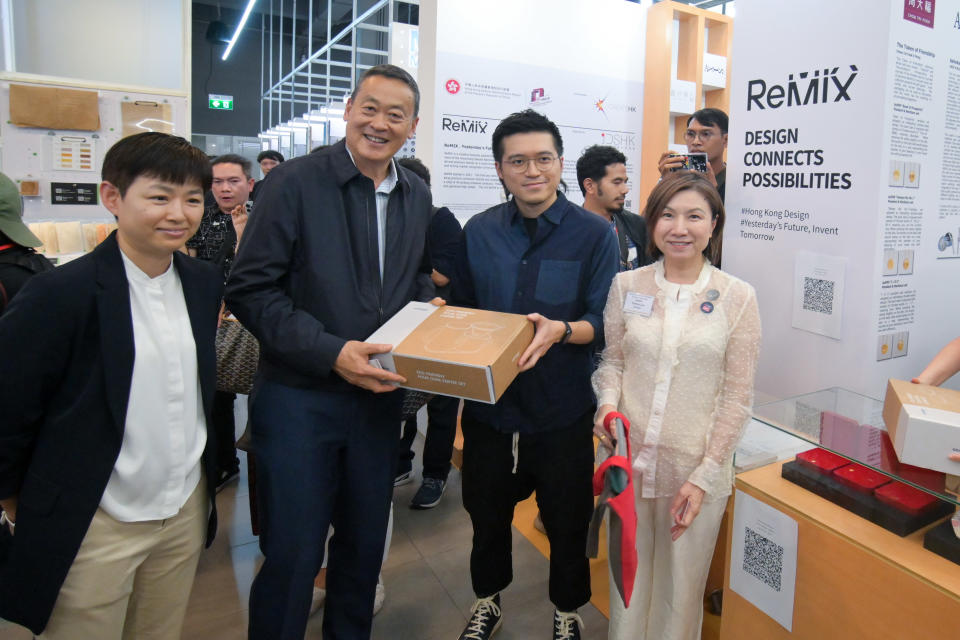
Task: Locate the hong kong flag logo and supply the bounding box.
[445,79,461,94]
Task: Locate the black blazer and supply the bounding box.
[0,233,222,634]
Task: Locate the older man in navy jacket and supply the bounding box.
[226,64,433,640]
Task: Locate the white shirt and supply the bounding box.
[592,259,761,500]
[100,251,207,522]
[345,145,400,279]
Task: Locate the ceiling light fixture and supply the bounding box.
[222,0,258,61]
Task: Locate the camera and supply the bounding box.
[669,152,708,173]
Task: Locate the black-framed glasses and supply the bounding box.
[684,130,716,143]
[503,155,558,173]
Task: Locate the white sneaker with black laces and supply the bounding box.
[459,593,502,640]
[553,609,584,640]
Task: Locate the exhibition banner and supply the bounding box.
[724,0,960,398]
[427,0,646,224]
[433,53,644,223]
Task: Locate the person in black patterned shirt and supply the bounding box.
[186,153,254,489]
[186,154,253,284]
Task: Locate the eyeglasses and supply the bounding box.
[502,155,558,173]
[684,129,717,143]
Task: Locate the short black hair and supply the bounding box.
[397,157,430,187]
[101,132,212,197]
[491,109,563,163]
[211,153,253,180]
[575,145,626,196]
[687,108,728,134]
[351,64,421,117]
[257,150,284,164]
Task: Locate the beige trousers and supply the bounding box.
[39,480,208,640]
[608,494,727,640]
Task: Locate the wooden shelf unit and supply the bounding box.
[640,0,733,204]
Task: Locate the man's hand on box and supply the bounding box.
[950,453,960,462]
[429,297,446,306]
[517,313,565,372]
[334,341,406,393]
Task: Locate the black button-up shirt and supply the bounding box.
[186,204,236,284]
[452,192,619,433]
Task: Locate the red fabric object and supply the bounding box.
[796,447,851,474]
[603,411,628,434]
[874,481,940,516]
[833,463,891,493]
[589,412,637,608]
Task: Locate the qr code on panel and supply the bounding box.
[802,277,834,315]
[743,527,783,592]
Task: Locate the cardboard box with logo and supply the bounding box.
[882,378,960,475]
[366,302,534,404]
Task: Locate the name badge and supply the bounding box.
[623,292,654,317]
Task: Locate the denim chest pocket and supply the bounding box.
[534,260,581,305]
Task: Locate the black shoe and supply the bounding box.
[458,593,501,640]
[553,610,583,640]
[410,477,446,509]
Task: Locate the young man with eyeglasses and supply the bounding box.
[451,110,619,640]
[658,107,729,201]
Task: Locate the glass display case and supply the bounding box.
[752,388,959,561]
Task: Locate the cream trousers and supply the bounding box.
[608,494,726,640]
[39,480,208,640]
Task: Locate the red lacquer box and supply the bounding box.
[874,481,940,516]
[833,463,891,493]
[796,448,851,474]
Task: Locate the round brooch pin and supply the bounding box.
[705,289,719,301]
[700,301,714,314]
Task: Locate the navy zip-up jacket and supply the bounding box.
[225,140,434,391]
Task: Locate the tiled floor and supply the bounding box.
[2,437,609,639]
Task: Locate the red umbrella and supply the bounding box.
[586,411,638,608]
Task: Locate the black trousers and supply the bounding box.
[461,411,594,612]
[398,394,459,480]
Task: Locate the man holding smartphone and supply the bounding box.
[658,108,728,201]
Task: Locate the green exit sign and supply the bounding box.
[208,94,234,110]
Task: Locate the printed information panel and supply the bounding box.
[432,52,644,225]
[724,0,960,398]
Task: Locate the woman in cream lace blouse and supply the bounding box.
[592,171,761,640]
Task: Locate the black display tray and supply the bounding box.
[923,519,960,566]
[781,460,954,537]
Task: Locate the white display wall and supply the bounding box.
[419,0,648,224]
[723,0,960,398]
[8,0,188,92]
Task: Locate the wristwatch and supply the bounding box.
[560,320,572,344]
